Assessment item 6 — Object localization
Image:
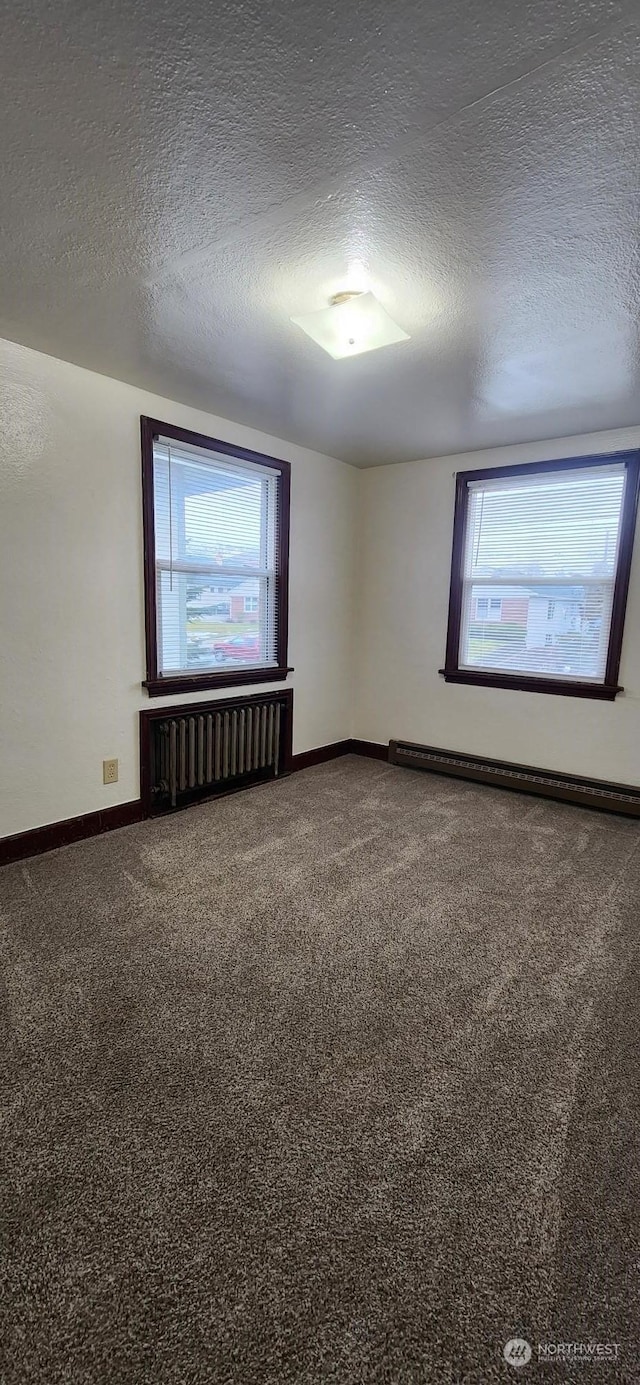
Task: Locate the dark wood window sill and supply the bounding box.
[144,666,293,698]
[438,668,623,700]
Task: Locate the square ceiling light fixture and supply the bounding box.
[291,290,409,360]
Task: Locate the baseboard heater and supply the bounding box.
[140,689,292,815]
[388,739,640,818]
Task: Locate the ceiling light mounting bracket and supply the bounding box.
[329,290,363,307]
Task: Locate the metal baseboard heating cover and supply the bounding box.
[388,739,640,818]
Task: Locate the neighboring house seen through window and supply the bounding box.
[141,418,290,696]
[441,451,640,699]
[476,596,502,621]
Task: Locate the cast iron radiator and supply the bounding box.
[141,690,292,814]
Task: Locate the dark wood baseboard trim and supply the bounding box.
[389,739,640,818]
[1,735,389,866]
[290,739,388,771]
[349,739,389,761]
[289,740,351,771]
[0,800,144,868]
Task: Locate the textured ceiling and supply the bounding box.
[1,0,639,466]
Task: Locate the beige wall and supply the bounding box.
[0,339,356,837]
[355,426,640,784]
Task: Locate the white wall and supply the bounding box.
[0,338,356,837]
[355,427,640,785]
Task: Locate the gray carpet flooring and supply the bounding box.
[1,756,639,1383]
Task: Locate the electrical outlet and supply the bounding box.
[103,758,119,785]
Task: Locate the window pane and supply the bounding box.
[465,467,625,580]
[154,449,266,569]
[159,572,272,674]
[460,580,613,680]
[184,467,263,569]
[153,437,281,675]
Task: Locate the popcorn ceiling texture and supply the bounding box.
[2,757,639,1382]
[0,0,638,464]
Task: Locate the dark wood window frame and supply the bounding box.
[440,449,640,701]
[141,416,291,697]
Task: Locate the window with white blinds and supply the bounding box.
[142,420,289,691]
[443,452,639,697]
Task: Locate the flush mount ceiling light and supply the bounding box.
[291,290,409,360]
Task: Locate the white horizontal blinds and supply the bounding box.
[153,437,281,675]
[459,463,627,682]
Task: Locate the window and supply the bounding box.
[141,418,290,695]
[441,451,640,699]
[476,596,502,621]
